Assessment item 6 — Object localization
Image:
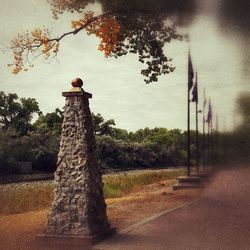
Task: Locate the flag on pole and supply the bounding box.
[206,99,212,125]
[216,113,219,132]
[188,50,194,91]
[203,88,207,109]
[192,72,198,102]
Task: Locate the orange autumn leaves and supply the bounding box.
[9,12,120,74]
[10,28,59,74]
[71,11,120,57]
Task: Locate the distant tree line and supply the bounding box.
[217,92,250,165]
[0,91,199,175]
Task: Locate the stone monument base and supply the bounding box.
[172,176,202,191]
[190,172,209,181]
[36,227,116,250]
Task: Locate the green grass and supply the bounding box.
[0,168,185,215]
[103,169,185,198]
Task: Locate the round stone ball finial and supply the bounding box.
[71,78,83,88]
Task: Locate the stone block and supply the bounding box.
[36,227,116,250]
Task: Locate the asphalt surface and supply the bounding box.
[94,166,250,250]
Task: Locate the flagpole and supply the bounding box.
[187,79,191,176]
[195,97,199,173]
[207,120,210,167]
[215,114,219,164]
[202,88,206,170]
[187,50,193,177]
[206,99,212,168]
[210,114,213,166]
[194,72,199,173]
[187,49,195,177]
[202,114,206,170]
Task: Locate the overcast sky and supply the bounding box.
[0,0,248,132]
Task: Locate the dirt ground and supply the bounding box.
[0,179,202,250]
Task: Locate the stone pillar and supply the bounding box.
[40,78,113,246]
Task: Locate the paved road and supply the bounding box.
[94,166,250,250]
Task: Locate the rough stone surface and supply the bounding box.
[46,89,110,236]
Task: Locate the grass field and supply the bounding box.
[0,168,185,215]
[103,169,185,197]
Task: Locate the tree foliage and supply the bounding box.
[0,91,41,135]
[8,0,196,83]
[215,92,250,165]
[236,92,250,127]
[34,108,64,135]
[219,0,250,36]
[0,91,200,174]
[92,112,115,136]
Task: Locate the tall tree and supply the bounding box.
[92,112,115,136]
[34,108,64,135]
[236,92,250,129]
[8,0,196,83]
[0,91,41,134]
